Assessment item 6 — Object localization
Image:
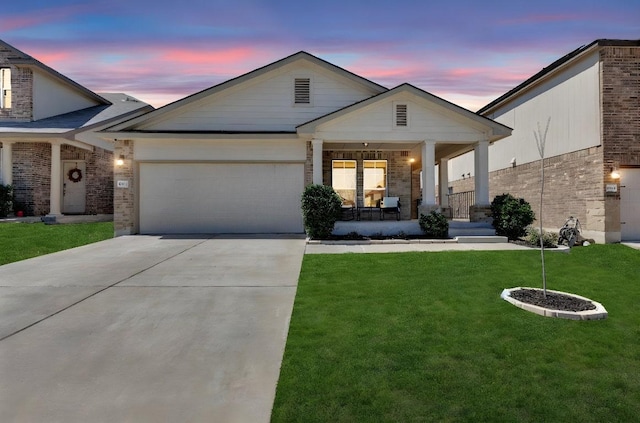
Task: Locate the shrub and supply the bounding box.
[525,226,558,248]
[301,184,342,239]
[419,210,449,239]
[0,184,13,218]
[490,193,535,240]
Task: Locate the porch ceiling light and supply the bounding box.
[363,142,369,147]
[116,155,125,166]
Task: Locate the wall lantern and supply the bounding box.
[116,155,125,166]
[610,168,621,180]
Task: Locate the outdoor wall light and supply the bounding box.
[611,168,621,180]
[116,155,125,166]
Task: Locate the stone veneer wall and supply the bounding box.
[113,139,135,235]
[0,46,33,121]
[601,45,640,240]
[450,146,604,238]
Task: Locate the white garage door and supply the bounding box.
[139,163,304,234]
[621,168,640,241]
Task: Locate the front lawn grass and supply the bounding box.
[0,222,113,265]
[272,245,640,422]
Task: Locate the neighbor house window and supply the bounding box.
[363,160,387,207]
[332,160,356,206]
[0,68,11,109]
[395,103,408,127]
[294,77,311,105]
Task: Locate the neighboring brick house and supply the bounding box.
[0,39,152,217]
[449,39,640,243]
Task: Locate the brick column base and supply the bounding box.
[469,205,492,223]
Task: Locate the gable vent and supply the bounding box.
[294,78,311,104]
[395,104,408,126]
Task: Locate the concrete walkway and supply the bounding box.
[0,235,306,423]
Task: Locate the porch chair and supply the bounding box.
[380,196,401,220]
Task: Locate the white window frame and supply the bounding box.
[331,160,357,206]
[363,160,388,207]
[0,68,11,109]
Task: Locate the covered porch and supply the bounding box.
[298,84,512,225]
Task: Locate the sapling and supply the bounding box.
[533,118,551,297]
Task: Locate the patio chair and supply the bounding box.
[380,196,401,220]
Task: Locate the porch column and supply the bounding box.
[1,141,13,185]
[48,141,62,216]
[474,139,490,205]
[421,140,436,205]
[439,158,449,207]
[312,138,323,185]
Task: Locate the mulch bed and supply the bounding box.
[509,288,596,312]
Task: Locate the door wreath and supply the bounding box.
[68,167,83,183]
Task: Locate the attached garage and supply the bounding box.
[620,168,640,241]
[139,162,304,234]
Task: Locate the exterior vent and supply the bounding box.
[395,104,408,127]
[294,78,311,104]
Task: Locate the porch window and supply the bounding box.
[332,160,356,206]
[1,68,11,109]
[363,160,387,207]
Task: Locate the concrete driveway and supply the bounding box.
[0,235,306,423]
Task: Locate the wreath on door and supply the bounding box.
[68,167,83,183]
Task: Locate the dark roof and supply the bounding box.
[0,39,111,105]
[477,39,640,115]
[0,93,151,134]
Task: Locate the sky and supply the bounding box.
[2,0,639,111]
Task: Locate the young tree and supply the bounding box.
[533,118,551,297]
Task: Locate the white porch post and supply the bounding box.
[312,138,323,185]
[421,140,436,205]
[439,158,449,207]
[48,141,62,216]
[1,141,13,186]
[474,139,490,206]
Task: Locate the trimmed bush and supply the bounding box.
[525,226,558,248]
[490,193,535,240]
[301,184,342,239]
[419,210,449,239]
[0,184,13,218]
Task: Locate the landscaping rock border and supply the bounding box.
[501,287,607,320]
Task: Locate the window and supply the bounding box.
[363,160,387,207]
[332,160,356,206]
[294,77,311,105]
[395,103,407,127]
[0,68,11,109]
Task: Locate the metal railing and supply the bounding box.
[447,191,475,220]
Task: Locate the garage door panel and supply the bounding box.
[140,163,304,234]
[621,168,640,241]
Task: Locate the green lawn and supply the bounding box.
[0,222,113,265]
[272,245,640,422]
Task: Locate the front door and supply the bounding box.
[62,161,86,214]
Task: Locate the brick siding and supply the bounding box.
[11,142,113,216]
[113,139,135,235]
[320,149,413,220]
[0,46,33,121]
